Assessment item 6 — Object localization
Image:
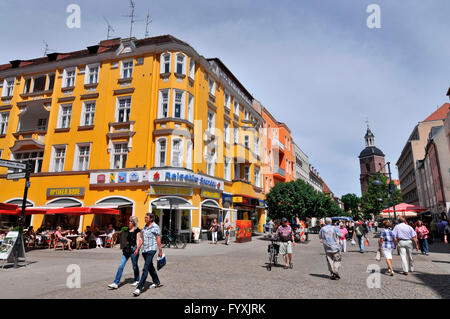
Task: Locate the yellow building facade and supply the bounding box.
[0,35,266,240]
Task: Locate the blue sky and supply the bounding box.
[1,0,449,197]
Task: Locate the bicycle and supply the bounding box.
[266,236,279,271]
[161,228,187,249]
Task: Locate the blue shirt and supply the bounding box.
[393,223,416,240]
[141,223,161,253]
[319,225,342,253]
[380,228,395,249]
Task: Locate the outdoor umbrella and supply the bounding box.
[0,207,47,216]
[46,207,120,216]
[0,203,19,211]
[380,203,428,218]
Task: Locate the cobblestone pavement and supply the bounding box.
[1,231,449,299]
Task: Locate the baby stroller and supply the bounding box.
[267,235,280,271]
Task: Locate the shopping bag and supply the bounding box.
[157,254,166,270]
[351,238,356,245]
[365,238,369,246]
[376,250,381,261]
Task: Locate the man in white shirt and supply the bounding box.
[393,217,419,275]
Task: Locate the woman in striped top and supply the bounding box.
[379,219,395,276]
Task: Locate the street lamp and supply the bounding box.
[372,161,397,222]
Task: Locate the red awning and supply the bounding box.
[382,203,428,213]
[47,207,120,216]
[0,203,19,211]
[0,207,47,216]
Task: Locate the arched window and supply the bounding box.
[160,52,172,74]
[175,52,187,75]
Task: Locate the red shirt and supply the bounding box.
[415,225,429,239]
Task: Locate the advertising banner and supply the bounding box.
[235,220,252,243]
[0,231,25,265]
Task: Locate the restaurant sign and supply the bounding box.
[201,189,221,199]
[47,187,85,197]
[150,186,193,196]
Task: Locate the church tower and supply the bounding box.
[359,123,386,194]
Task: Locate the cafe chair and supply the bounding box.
[47,233,55,249]
[54,237,66,251]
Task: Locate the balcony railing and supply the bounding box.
[273,139,285,151]
[274,166,285,177]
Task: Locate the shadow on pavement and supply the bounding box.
[1,260,37,269]
[400,272,450,299]
[431,260,450,264]
[309,273,331,280]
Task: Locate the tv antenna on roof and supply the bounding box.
[128,0,136,38]
[43,40,56,56]
[144,10,152,38]
[103,16,116,40]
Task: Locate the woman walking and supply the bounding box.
[379,220,395,276]
[209,219,219,244]
[415,220,430,255]
[108,216,141,289]
[338,223,348,252]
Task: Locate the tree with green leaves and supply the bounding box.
[341,193,361,219]
[361,175,401,219]
[266,179,344,221]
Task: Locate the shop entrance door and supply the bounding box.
[162,209,177,235]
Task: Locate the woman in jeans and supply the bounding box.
[415,220,430,255]
[209,219,219,244]
[108,216,141,289]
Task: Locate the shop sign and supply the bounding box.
[47,187,85,197]
[201,189,220,199]
[90,171,148,185]
[222,193,233,205]
[149,168,224,191]
[150,186,193,196]
[233,196,243,203]
[118,172,127,183]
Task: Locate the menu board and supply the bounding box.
[0,231,25,264]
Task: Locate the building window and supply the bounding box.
[244,109,250,121]
[189,58,195,80]
[155,138,167,167]
[224,157,231,181]
[63,68,76,88]
[207,111,215,134]
[244,166,250,182]
[171,138,183,167]
[234,101,239,117]
[254,167,260,187]
[187,94,194,122]
[58,104,72,129]
[160,52,171,74]
[75,144,90,171]
[234,163,240,179]
[113,143,128,169]
[23,78,32,94]
[208,78,215,96]
[2,78,14,97]
[224,92,230,109]
[224,122,230,144]
[173,90,185,119]
[121,61,133,79]
[33,75,46,92]
[81,101,96,126]
[233,128,239,144]
[86,64,99,84]
[52,146,66,172]
[175,53,186,75]
[116,97,131,123]
[47,73,55,91]
[0,112,9,134]
[244,135,249,148]
[186,140,193,170]
[37,118,47,131]
[254,137,259,156]
[158,90,169,118]
[14,151,44,173]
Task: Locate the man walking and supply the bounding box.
[275,217,295,269]
[319,218,344,280]
[133,213,163,296]
[354,221,368,253]
[393,217,419,275]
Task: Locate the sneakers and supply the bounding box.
[108,283,118,289]
[150,283,162,288]
[410,267,414,273]
[387,270,394,276]
[131,281,139,286]
[133,288,141,296]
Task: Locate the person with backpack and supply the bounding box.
[355,221,368,253]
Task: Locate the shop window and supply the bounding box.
[181,210,190,231]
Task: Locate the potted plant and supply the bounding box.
[119,226,129,249]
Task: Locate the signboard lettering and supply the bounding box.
[150,186,193,196]
[201,189,220,199]
[0,159,27,170]
[47,187,85,197]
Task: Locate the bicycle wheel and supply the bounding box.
[161,235,170,248]
[174,237,187,249]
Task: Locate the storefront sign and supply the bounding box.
[150,186,193,196]
[90,171,149,185]
[47,187,85,197]
[149,168,224,191]
[233,196,243,203]
[201,189,220,199]
[222,193,233,206]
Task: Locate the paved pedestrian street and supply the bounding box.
[1,232,449,299]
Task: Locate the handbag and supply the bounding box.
[351,238,356,245]
[157,254,166,270]
[376,250,381,261]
